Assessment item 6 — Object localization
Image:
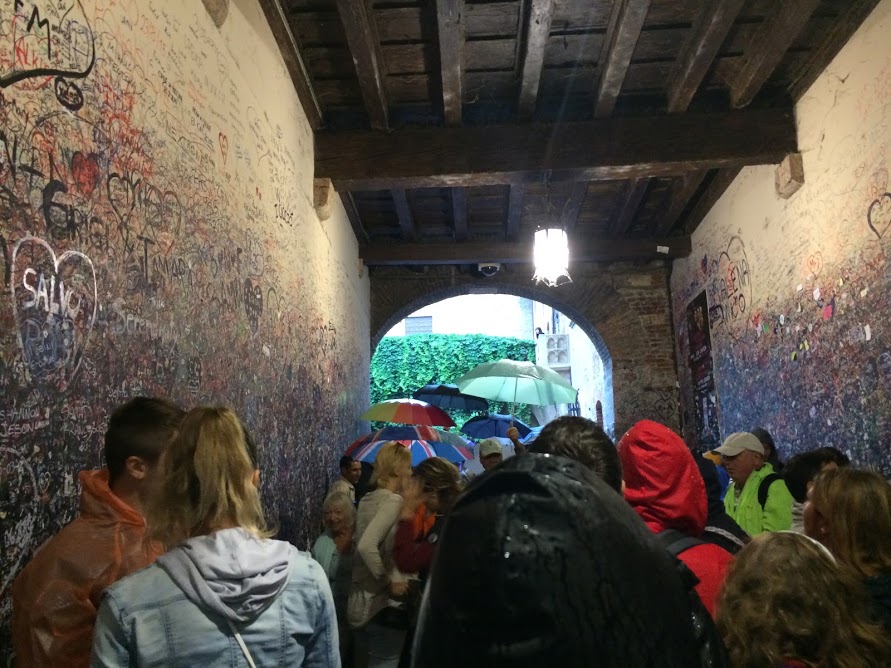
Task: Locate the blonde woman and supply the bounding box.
[90,407,339,667]
[716,531,891,667]
[348,441,413,668]
[805,467,891,636]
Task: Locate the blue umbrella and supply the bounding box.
[461,414,532,439]
[412,383,490,412]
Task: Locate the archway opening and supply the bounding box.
[372,288,614,436]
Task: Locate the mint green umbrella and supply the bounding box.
[455,359,577,407]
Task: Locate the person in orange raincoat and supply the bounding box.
[11,397,184,667]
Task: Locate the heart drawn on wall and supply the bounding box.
[867,192,891,239]
[10,236,98,391]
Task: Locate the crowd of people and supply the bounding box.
[9,397,891,667]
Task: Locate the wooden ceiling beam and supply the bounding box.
[436,0,465,126]
[335,0,389,130]
[561,182,589,232]
[256,0,323,130]
[451,188,468,241]
[360,237,691,266]
[594,0,652,118]
[730,0,821,108]
[667,0,746,113]
[506,184,524,241]
[787,0,882,100]
[316,108,797,190]
[608,177,649,237]
[340,191,370,246]
[654,170,709,236]
[517,0,555,120]
[392,189,416,241]
[681,168,742,235]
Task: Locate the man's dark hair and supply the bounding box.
[104,397,185,483]
[814,446,850,468]
[339,455,354,471]
[532,416,623,493]
[783,449,845,503]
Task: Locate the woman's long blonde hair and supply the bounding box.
[717,532,891,668]
[369,441,411,487]
[147,406,271,547]
[810,467,891,578]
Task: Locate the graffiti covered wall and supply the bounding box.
[671,1,891,471]
[0,0,371,655]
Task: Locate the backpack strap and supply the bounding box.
[757,473,782,509]
[656,528,706,557]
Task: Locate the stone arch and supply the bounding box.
[369,263,680,437]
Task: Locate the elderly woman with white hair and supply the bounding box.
[313,492,357,666]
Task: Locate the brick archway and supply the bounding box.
[370,263,679,437]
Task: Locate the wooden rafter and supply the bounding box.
[655,171,709,236]
[436,0,465,126]
[517,0,555,120]
[787,0,882,100]
[360,237,692,265]
[392,189,416,241]
[335,0,389,130]
[594,0,652,118]
[667,0,746,113]
[608,178,649,237]
[681,168,742,235]
[561,182,588,232]
[730,0,821,108]
[316,109,797,190]
[451,188,468,241]
[256,0,322,130]
[506,184,524,241]
[340,191,370,246]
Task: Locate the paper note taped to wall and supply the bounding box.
[865,324,872,341]
[656,246,669,254]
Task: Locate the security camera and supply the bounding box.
[477,263,501,277]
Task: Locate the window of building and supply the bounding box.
[404,316,433,335]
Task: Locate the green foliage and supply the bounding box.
[370,334,537,430]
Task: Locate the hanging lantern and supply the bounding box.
[533,228,571,287]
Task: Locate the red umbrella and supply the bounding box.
[361,399,456,428]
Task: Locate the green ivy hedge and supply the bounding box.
[370,334,537,431]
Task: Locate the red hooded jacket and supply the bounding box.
[618,420,733,616]
[11,469,160,667]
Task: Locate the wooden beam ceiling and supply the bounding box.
[730,0,821,108]
[517,0,555,120]
[451,188,468,241]
[561,182,588,232]
[392,189,416,241]
[256,0,322,130]
[594,0,652,118]
[506,185,524,241]
[436,0,465,126]
[316,108,797,190]
[608,177,649,237]
[655,170,709,236]
[787,0,882,101]
[360,237,692,266]
[335,0,389,130]
[667,0,746,113]
[341,191,370,246]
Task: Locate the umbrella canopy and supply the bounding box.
[345,426,469,465]
[361,398,455,428]
[456,359,577,406]
[429,428,474,461]
[461,414,532,439]
[412,383,490,412]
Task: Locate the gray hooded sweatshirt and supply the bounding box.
[157,527,294,623]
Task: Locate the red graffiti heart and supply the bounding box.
[71,151,100,198]
[218,132,229,164]
[806,252,823,276]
